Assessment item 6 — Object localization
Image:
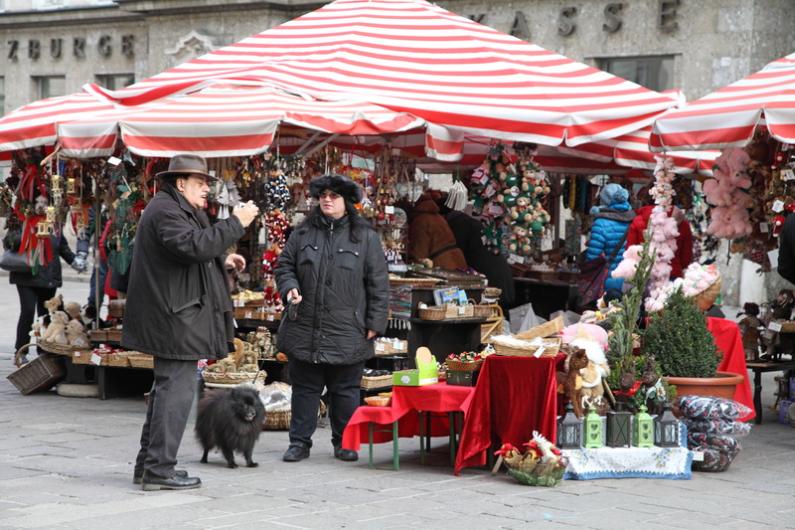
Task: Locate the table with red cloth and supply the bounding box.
[341,383,474,453]
[454,354,559,475]
[707,317,755,422]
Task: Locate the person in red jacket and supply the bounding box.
[627,202,694,279]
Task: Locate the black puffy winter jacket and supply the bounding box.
[275,210,389,365]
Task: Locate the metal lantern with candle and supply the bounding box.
[632,404,655,448]
[607,402,632,448]
[656,403,681,447]
[583,408,604,449]
[557,402,583,449]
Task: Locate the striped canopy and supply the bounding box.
[651,53,795,151]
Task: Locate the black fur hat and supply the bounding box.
[309,174,363,204]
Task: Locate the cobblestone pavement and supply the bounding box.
[0,280,794,529]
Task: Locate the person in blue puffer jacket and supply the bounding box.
[584,183,635,298]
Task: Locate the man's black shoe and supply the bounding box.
[133,469,188,485]
[282,445,310,462]
[334,447,359,462]
[141,471,201,491]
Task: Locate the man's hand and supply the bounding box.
[287,288,302,304]
[233,201,260,228]
[367,330,377,340]
[225,253,246,273]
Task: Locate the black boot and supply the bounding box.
[282,444,310,462]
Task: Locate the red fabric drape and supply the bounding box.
[454,355,559,475]
[341,383,473,452]
[707,316,755,421]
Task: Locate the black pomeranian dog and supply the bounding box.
[196,385,265,468]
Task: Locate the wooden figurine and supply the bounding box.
[563,348,589,418]
[737,303,762,361]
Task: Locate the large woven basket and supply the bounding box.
[491,337,561,357]
[7,349,65,395]
[263,409,291,430]
[37,340,84,356]
[418,304,475,320]
[361,374,393,389]
[202,369,266,385]
[693,278,721,311]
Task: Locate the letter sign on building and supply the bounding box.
[510,11,531,40]
[603,3,624,33]
[98,35,112,57]
[121,34,135,58]
[659,0,680,33]
[8,40,19,61]
[29,39,41,60]
[73,37,86,59]
[468,13,485,23]
[50,38,63,59]
[558,7,577,37]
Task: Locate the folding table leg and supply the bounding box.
[392,421,400,471]
[368,423,374,469]
[418,412,426,465]
[426,412,431,452]
[448,412,457,467]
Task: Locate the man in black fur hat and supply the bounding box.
[275,174,389,462]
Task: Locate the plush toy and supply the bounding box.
[64,301,82,321]
[66,319,90,348]
[43,311,69,345]
[44,294,64,315]
[703,147,754,239]
[738,303,762,361]
[562,348,589,418]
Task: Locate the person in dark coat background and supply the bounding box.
[408,194,468,270]
[275,174,389,463]
[627,191,693,279]
[778,214,795,284]
[441,205,515,310]
[584,183,634,298]
[123,154,259,491]
[3,199,85,357]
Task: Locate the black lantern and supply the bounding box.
[557,402,582,449]
[656,403,681,447]
[607,402,632,448]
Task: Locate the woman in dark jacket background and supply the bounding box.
[275,174,389,463]
[3,210,83,354]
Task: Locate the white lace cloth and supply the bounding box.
[562,446,692,480]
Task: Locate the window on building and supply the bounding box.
[33,75,66,99]
[95,74,135,90]
[597,55,675,92]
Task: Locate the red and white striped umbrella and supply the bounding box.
[57,84,425,158]
[83,0,677,156]
[651,53,795,151]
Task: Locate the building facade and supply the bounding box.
[1,0,794,115]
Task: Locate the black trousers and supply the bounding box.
[288,358,364,449]
[15,285,56,352]
[135,357,197,478]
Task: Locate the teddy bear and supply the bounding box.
[42,311,69,345]
[560,348,590,418]
[64,301,82,321]
[66,319,90,348]
[44,294,64,316]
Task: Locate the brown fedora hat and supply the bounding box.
[156,154,217,181]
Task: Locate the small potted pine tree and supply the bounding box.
[643,288,743,398]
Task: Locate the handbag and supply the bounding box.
[578,233,627,306]
[0,250,32,274]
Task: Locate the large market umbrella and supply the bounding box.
[80,0,678,160]
[651,53,795,151]
[56,83,426,158]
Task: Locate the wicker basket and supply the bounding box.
[491,337,562,357]
[361,374,393,390]
[105,329,123,342]
[364,396,391,407]
[37,340,84,356]
[445,359,483,371]
[262,409,291,430]
[103,352,131,367]
[374,339,408,356]
[108,300,126,318]
[692,278,722,311]
[71,350,93,365]
[7,352,65,395]
[781,321,795,333]
[506,459,567,487]
[128,353,155,370]
[88,329,107,342]
[201,370,265,385]
[418,304,475,321]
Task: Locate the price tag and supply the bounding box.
[106,156,122,166]
[532,346,545,358]
[458,306,466,316]
[375,343,385,352]
[760,222,769,234]
[245,311,252,319]
[692,450,704,462]
[266,314,275,322]
[782,169,795,181]
[483,183,497,198]
[769,321,783,333]
[234,299,245,307]
[385,205,395,214]
[773,200,785,213]
[90,353,102,365]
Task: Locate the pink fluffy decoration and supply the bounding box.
[703,148,753,239]
[645,156,679,311]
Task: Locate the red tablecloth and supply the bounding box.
[707,317,755,421]
[454,355,559,475]
[341,383,473,452]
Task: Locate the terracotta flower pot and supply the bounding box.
[663,371,744,400]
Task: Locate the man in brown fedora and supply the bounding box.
[123,154,259,491]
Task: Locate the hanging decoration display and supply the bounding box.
[644,156,680,312]
[702,148,753,240]
[467,143,551,260]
